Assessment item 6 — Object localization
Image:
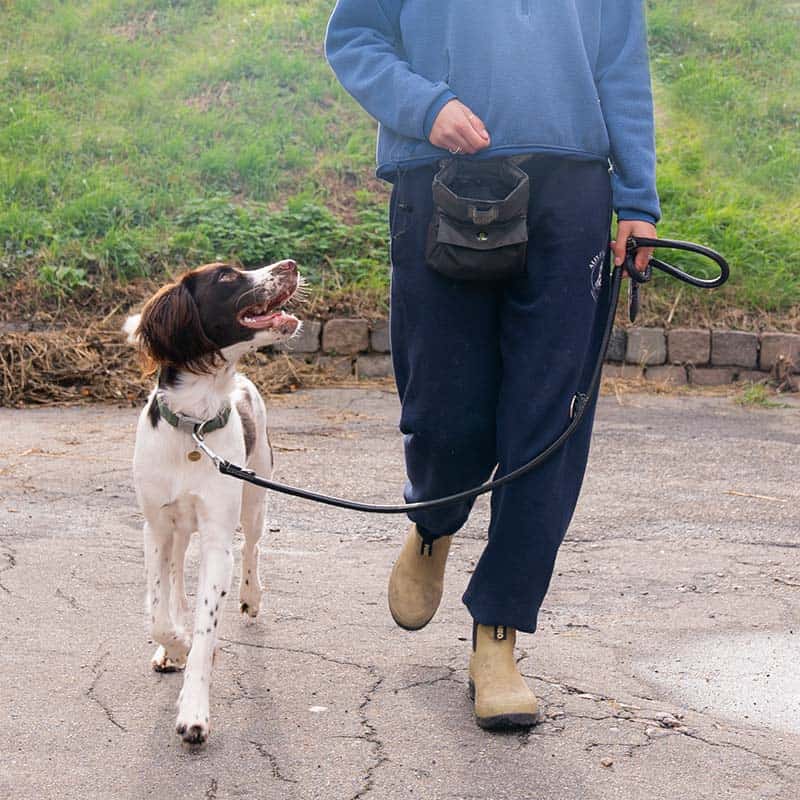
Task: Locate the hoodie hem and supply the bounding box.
[376,143,609,182]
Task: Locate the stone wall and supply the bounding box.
[278,319,800,386]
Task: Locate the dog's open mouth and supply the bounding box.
[237,287,297,330]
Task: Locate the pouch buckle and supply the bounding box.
[470,205,498,226]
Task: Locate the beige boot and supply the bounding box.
[469,623,540,729]
[387,524,453,630]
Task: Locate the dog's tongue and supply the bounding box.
[241,310,282,329]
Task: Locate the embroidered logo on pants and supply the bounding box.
[588,249,605,302]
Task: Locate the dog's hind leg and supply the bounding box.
[238,475,267,618]
[145,521,191,672]
[169,526,192,627]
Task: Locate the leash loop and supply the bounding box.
[624,235,729,322]
[626,235,729,288]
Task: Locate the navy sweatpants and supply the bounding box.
[389,155,613,634]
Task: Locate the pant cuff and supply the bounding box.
[408,517,467,543]
[462,594,539,634]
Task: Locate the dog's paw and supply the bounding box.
[176,693,210,745]
[151,645,186,672]
[239,599,260,618]
[176,678,210,738]
[176,718,209,745]
[239,580,262,618]
[150,631,191,671]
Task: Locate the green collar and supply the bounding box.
[156,392,231,436]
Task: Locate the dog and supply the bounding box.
[125,260,301,744]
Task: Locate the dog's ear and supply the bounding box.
[137,279,221,375]
[122,313,142,345]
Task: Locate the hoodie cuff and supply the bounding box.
[423,89,457,140]
[617,209,658,225]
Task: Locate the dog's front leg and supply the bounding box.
[175,525,234,745]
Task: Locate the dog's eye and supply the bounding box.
[217,270,239,283]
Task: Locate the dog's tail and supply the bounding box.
[122,313,141,345]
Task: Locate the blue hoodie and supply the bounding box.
[325,1,660,223]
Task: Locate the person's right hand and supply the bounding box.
[428,99,490,155]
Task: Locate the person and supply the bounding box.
[325,1,659,730]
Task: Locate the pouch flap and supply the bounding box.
[435,213,528,251]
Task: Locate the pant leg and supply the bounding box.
[389,165,501,540]
[462,155,613,633]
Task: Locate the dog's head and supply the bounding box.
[128,260,302,374]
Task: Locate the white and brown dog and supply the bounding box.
[125,260,301,744]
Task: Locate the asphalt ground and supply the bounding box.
[1,387,799,799]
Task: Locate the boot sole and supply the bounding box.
[468,678,541,730]
[388,604,435,632]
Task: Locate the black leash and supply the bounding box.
[192,236,729,513]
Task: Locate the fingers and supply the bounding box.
[453,119,489,153]
[465,109,490,143]
[611,237,627,269]
[429,100,491,154]
[636,247,654,271]
[614,220,658,273]
[441,119,488,154]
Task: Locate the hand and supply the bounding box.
[612,219,657,275]
[429,99,491,155]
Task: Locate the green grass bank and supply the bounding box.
[0,0,798,326]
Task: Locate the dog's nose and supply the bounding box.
[275,259,297,273]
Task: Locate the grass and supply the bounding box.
[645,0,800,322]
[0,0,387,298]
[734,382,790,408]
[0,0,798,324]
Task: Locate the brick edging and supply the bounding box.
[3,318,795,384]
[273,319,800,384]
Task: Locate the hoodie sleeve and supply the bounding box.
[325,0,455,141]
[596,0,661,224]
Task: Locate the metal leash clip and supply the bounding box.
[191,427,225,470]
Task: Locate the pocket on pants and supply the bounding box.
[390,171,414,241]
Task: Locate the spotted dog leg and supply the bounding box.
[175,523,234,745]
[238,466,268,618]
[145,522,191,672]
[169,526,192,628]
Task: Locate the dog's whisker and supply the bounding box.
[234,285,266,312]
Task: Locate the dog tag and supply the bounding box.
[187,450,202,462]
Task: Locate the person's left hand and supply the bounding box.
[612,219,657,275]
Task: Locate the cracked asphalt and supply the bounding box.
[1,387,799,800]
